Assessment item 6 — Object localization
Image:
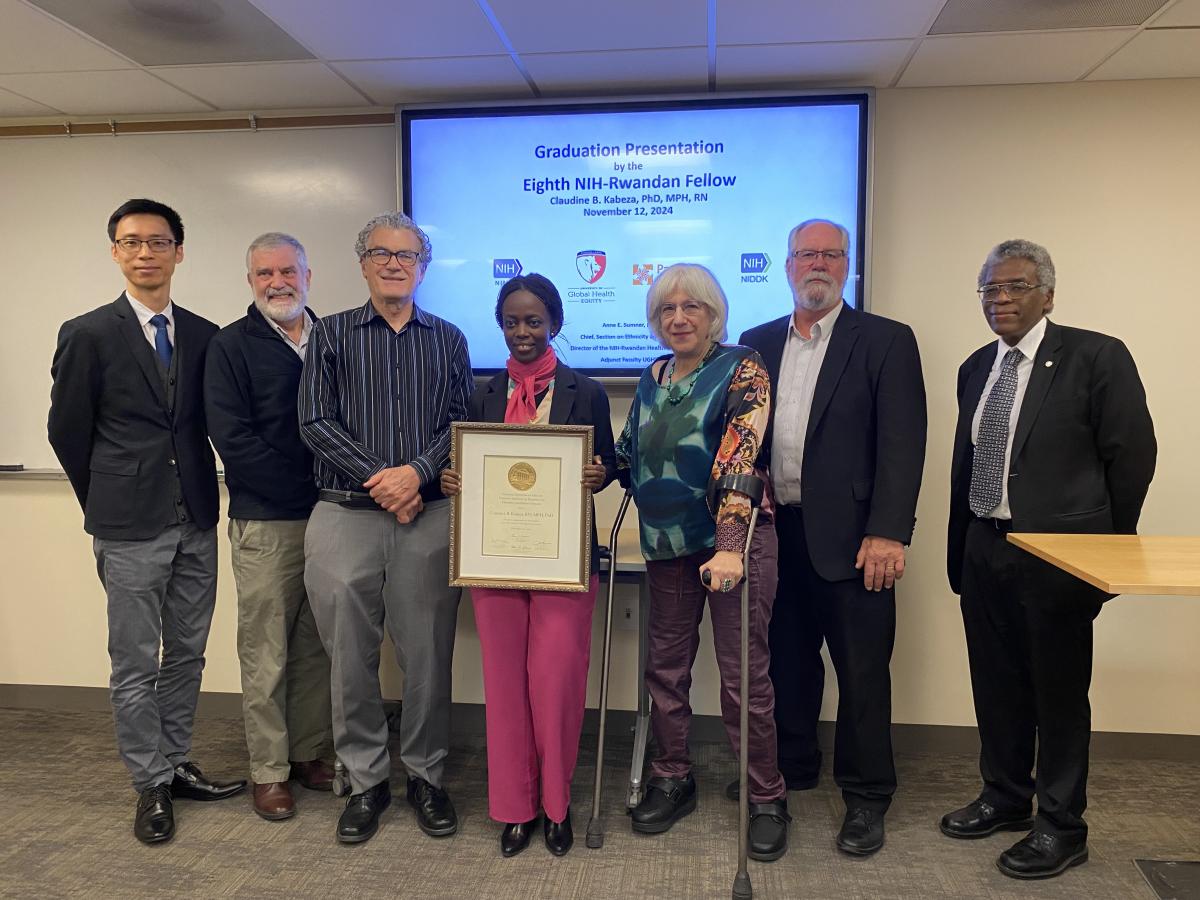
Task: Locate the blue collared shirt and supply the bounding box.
[299,300,472,493]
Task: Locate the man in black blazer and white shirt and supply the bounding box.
[940,239,1156,879]
[48,199,245,845]
[740,219,927,857]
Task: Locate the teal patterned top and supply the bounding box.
[616,343,771,561]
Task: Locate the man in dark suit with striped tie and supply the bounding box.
[299,212,473,845]
[941,238,1156,879]
[48,198,245,845]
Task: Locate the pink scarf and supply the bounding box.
[505,346,558,424]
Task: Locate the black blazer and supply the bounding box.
[204,303,319,520]
[48,293,219,540]
[947,320,1157,594]
[469,363,617,575]
[740,303,927,582]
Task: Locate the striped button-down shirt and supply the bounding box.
[299,300,472,494]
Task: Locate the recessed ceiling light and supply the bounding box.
[128,0,223,27]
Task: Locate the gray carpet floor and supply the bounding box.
[0,707,1195,899]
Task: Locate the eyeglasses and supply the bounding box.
[659,300,707,320]
[977,281,1043,301]
[363,248,422,267]
[114,237,176,254]
[789,249,848,263]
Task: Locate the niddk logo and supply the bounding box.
[576,250,607,284]
[493,258,523,278]
[740,253,771,274]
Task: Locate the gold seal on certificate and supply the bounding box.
[449,423,594,592]
[484,456,560,558]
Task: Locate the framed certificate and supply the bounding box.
[449,422,594,592]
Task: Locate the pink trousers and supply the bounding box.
[473,575,598,824]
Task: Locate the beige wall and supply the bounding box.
[2,78,1197,733]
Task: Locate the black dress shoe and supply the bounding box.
[631,774,697,834]
[997,830,1088,879]
[134,784,175,844]
[406,776,458,837]
[500,818,538,857]
[748,799,790,861]
[171,761,247,802]
[544,808,573,856]
[337,780,391,844]
[940,798,1034,839]
[837,807,884,856]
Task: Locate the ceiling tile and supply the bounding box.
[716,40,912,89]
[0,84,61,115]
[1150,0,1200,26]
[1087,28,1200,78]
[898,30,1135,86]
[334,57,531,105]
[522,47,708,94]
[152,61,369,109]
[249,0,505,59]
[0,0,133,72]
[27,0,312,65]
[490,0,704,52]
[0,69,213,115]
[717,0,946,43]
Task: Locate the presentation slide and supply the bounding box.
[403,96,867,375]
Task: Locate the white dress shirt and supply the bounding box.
[268,312,312,360]
[970,315,1048,520]
[770,301,843,505]
[125,290,175,350]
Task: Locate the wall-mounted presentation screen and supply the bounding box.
[401,94,869,376]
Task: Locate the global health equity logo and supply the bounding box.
[576,250,607,284]
[740,252,771,283]
[493,258,523,279]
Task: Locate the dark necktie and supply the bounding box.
[150,313,172,368]
[969,347,1023,518]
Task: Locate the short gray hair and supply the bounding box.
[354,212,431,266]
[645,263,728,347]
[787,218,850,252]
[246,231,308,272]
[979,239,1056,291]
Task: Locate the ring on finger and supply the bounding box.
[720,578,734,592]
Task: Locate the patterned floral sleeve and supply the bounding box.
[712,352,771,551]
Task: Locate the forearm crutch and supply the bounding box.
[586,487,634,849]
[703,475,765,900]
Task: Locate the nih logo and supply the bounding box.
[740,252,771,283]
[493,258,523,279]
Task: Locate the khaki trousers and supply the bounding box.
[229,518,332,783]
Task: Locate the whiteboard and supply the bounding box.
[0,125,398,469]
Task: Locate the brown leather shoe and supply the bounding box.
[290,759,335,792]
[253,781,295,820]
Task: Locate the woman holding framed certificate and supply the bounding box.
[441,274,615,858]
[616,263,791,862]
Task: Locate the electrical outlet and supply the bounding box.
[617,600,638,631]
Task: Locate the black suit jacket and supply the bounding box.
[205,303,318,521]
[947,320,1156,594]
[470,363,617,575]
[740,303,927,582]
[48,293,219,540]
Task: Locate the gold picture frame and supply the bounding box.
[449,422,594,592]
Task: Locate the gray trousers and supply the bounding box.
[229,518,332,784]
[93,523,217,792]
[304,500,461,795]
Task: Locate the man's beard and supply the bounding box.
[793,274,842,312]
[254,289,305,324]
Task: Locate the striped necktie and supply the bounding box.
[969,347,1022,518]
